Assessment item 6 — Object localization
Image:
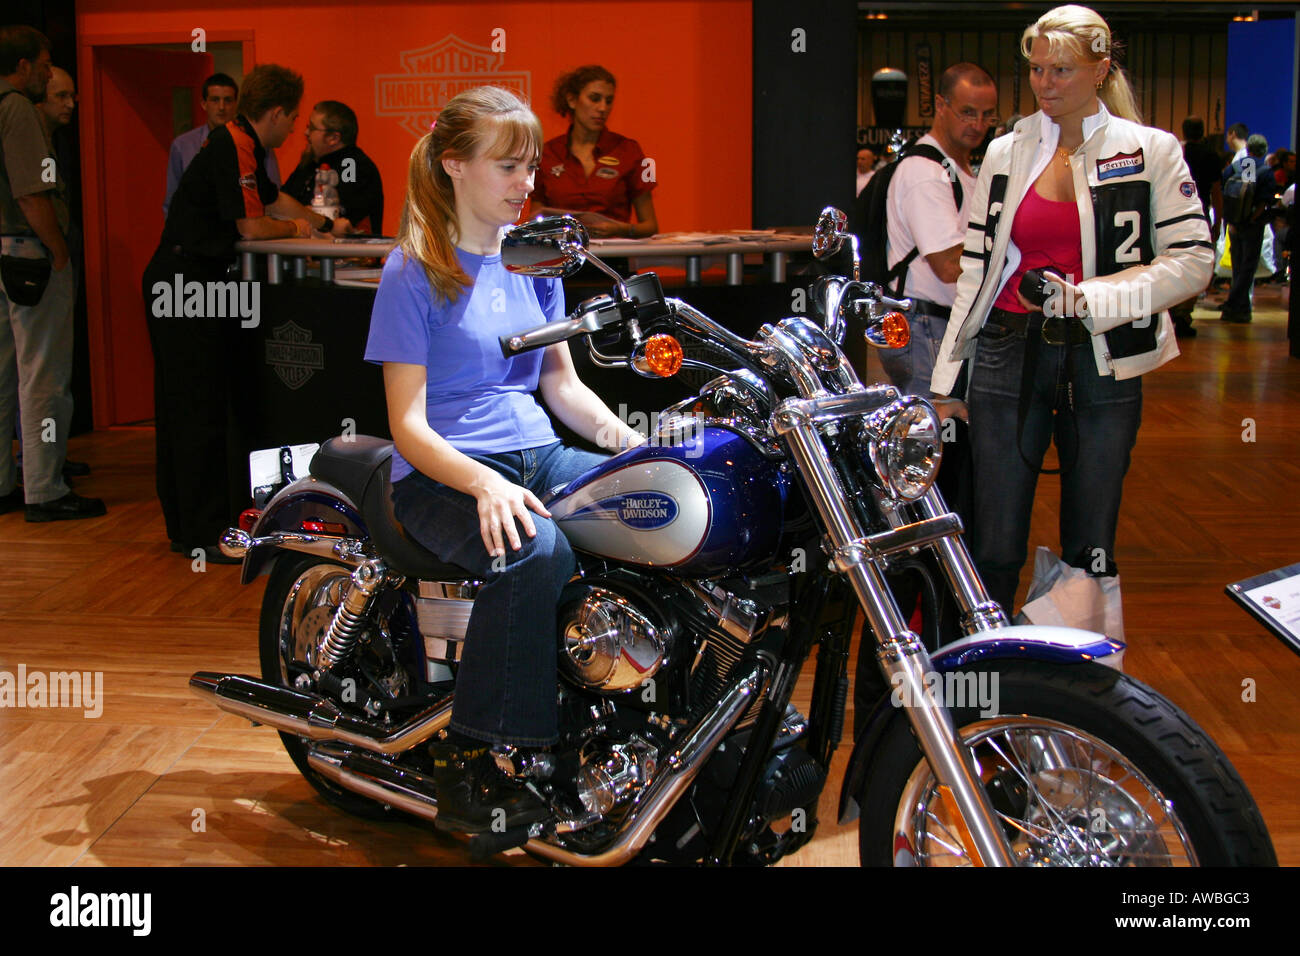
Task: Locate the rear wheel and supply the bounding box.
[258,552,396,819]
[858,661,1275,866]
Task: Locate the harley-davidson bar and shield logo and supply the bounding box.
[375,35,532,138]
[265,321,325,391]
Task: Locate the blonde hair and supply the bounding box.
[1020,4,1141,124]
[396,86,543,303]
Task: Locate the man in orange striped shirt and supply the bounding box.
[141,64,349,559]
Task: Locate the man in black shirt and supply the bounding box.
[282,100,384,233]
[1169,116,1223,338]
[141,64,349,559]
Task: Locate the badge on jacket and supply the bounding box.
[1096,149,1144,181]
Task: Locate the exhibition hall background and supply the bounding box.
[5,0,1298,430]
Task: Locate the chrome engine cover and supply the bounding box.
[577,736,659,816]
[560,586,671,693]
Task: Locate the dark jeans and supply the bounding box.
[142,251,246,546]
[393,442,609,746]
[1223,223,1265,314]
[967,324,1142,615]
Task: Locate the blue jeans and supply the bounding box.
[393,442,609,746]
[879,306,948,396]
[967,324,1142,615]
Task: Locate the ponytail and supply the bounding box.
[395,86,542,304]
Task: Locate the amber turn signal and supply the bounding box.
[881,312,910,349]
[644,334,684,377]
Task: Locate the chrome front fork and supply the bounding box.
[773,404,1015,867]
[914,489,1010,635]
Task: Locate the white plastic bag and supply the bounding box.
[1214,225,1277,278]
[1013,546,1125,642]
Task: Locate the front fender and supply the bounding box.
[239,477,367,584]
[837,624,1125,825]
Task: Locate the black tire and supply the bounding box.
[258,552,396,820]
[858,660,1276,866]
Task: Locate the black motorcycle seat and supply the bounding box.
[310,436,476,581]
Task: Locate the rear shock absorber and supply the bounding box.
[318,558,388,668]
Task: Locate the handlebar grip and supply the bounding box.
[498,317,581,358]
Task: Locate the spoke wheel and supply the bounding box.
[258,553,396,819]
[858,661,1276,867]
[895,717,1196,866]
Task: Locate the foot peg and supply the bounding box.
[467,822,545,862]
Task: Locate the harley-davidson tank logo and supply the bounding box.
[265,320,324,390]
[564,492,680,530]
[1096,148,1144,181]
[375,35,532,139]
[616,494,678,529]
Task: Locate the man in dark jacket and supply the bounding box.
[1220,134,1281,323]
[282,100,384,233]
[1169,116,1222,337]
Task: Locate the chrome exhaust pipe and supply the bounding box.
[307,744,440,818]
[529,663,765,866]
[188,672,451,755]
[298,665,765,866]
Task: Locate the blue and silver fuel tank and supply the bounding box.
[546,425,788,575]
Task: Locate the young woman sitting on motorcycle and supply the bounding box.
[363,86,642,833]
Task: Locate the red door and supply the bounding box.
[90,47,214,425]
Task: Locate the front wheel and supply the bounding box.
[858,661,1275,866]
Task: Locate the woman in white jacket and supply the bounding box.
[930,4,1213,615]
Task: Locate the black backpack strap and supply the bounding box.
[889,144,964,296]
[903,143,964,209]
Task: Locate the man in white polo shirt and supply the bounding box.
[880,63,997,396]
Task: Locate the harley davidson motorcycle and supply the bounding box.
[190,209,1275,866]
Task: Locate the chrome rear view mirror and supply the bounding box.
[502,215,589,277]
[812,206,861,282]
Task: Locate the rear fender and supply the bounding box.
[239,477,367,584]
[837,624,1125,824]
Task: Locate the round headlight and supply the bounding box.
[864,398,943,500]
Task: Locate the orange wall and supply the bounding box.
[78,0,754,233]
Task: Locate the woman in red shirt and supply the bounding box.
[531,65,658,238]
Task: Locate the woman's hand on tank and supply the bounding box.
[469,470,552,557]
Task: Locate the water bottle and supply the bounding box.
[311,163,341,219]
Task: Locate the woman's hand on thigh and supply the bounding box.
[469,470,552,557]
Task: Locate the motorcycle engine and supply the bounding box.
[558,583,673,693]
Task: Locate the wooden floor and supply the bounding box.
[2,284,1298,867]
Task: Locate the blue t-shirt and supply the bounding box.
[364,247,562,481]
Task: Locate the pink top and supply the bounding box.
[993,183,1085,312]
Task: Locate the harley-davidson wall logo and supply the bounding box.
[376,35,532,138]
[265,320,324,391]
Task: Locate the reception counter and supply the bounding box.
[235,231,811,286]
[229,232,821,468]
